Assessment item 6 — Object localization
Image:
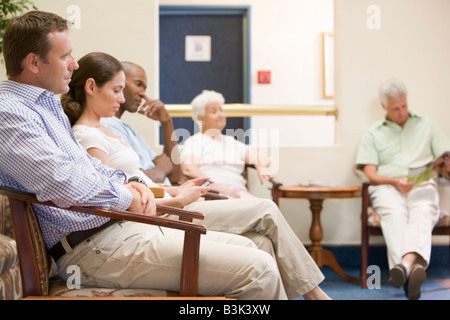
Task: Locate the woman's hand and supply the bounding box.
[162,178,212,208]
[246,149,274,184]
[255,164,274,184]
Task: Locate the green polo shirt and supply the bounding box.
[356,113,450,178]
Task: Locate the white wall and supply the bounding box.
[0,0,159,86]
[248,0,335,147]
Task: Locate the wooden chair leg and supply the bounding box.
[360,227,369,289]
[360,182,370,289]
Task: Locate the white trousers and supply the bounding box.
[369,180,440,269]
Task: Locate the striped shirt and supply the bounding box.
[0,80,132,248]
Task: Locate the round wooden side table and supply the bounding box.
[272,184,361,282]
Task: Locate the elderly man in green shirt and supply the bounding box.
[356,78,450,300]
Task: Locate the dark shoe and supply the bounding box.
[389,264,407,288]
[404,264,426,300]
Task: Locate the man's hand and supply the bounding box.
[363,164,414,194]
[125,182,156,216]
[153,153,173,173]
[434,153,450,179]
[143,154,173,183]
[138,94,171,122]
[394,177,415,194]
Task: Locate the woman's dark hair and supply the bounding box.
[61,52,123,126]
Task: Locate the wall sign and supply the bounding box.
[185,35,211,62]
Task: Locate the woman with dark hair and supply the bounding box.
[61,52,134,168]
[62,52,124,127]
[61,52,210,205]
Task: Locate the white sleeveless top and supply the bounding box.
[181,133,248,189]
[73,124,161,190]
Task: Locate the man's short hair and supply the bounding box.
[2,10,68,77]
[379,78,408,106]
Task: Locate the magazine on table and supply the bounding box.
[407,151,450,185]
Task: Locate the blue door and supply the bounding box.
[159,6,250,144]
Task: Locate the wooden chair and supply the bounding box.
[0,186,207,299]
[360,182,450,288]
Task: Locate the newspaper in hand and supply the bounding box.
[407,151,450,185]
[407,161,434,185]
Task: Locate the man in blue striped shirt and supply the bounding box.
[0,10,322,299]
[0,11,155,249]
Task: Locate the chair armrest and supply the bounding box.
[0,187,206,235]
[156,204,205,222]
[203,191,228,200]
[269,179,283,188]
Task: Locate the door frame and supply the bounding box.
[159,5,251,103]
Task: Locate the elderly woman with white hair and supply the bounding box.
[181,90,273,199]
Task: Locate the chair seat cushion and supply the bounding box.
[0,234,22,300]
[48,278,179,298]
[368,208,450,228]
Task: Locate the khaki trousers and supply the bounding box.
[57,198,324,299]
[57,221,287,299]
[369,180,440,269]
[184,198,324,299]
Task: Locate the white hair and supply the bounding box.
[190,90,225,122]
[379,78,408,106]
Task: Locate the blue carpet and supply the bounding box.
[295,245,449,300]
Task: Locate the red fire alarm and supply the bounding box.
[258,71,271,84]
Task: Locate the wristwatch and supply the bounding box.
[127,176,148,186]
